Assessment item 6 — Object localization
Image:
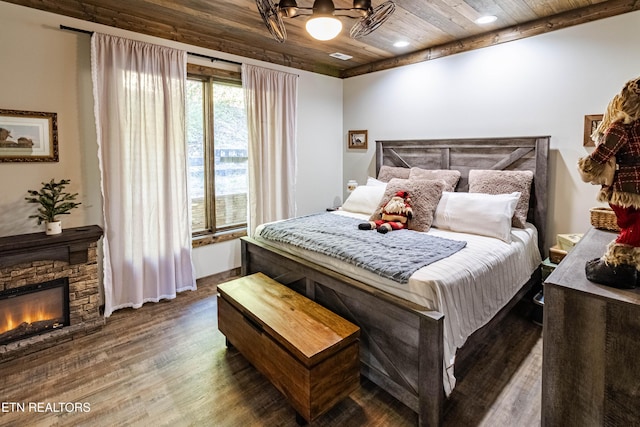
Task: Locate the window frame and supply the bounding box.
[187,64,247,247]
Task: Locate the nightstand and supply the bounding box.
[531,257,557,325]
[541,257,558,281]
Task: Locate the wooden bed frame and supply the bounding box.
[241,136,550,426]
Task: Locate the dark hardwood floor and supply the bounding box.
[0,278,542,427]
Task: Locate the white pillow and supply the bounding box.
[341,185,386,216]
[432,191,521,242]
[366,176,387,187]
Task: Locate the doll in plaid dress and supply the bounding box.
[578,77,640,288]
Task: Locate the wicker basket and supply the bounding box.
[589,207,620,232]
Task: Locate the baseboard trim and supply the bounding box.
[196,267,241,289]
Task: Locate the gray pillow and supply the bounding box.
[409,167,461,192]
[370,178,446,232]
[377,165,410,182]
[468,169,534,228]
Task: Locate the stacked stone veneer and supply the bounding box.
[0,242,104,363]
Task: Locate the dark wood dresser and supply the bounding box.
[542,227,640,426]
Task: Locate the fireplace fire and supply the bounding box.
[0,278,70,346]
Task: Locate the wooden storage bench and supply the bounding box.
[217,273,361,424]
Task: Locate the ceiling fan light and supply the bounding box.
[278,0,299,18]
[312,0,336,15]
[352,0,372,15]
[306,16,342,40]
[353,0,372,8]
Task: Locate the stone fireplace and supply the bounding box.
[0,225,103,362]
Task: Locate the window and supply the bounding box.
[186,69,248,242]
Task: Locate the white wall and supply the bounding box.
[0,4,101,235]
[0,2,344,279]
[343,11,640,251]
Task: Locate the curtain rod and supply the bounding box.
[186,52,241,66]
[59,25,242,66]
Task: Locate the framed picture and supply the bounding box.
[0,109,58,162]
[348,130,368,150]
[583,114,603,147]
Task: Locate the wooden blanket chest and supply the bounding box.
[217,273,360,423]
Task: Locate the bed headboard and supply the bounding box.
[375,136,550,255]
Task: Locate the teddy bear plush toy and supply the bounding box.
[578,76,640,289]
[358,190,413,233]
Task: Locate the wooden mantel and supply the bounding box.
[0,225,103,269]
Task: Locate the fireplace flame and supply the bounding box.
[0,280,68,345]
[0,306,57,335]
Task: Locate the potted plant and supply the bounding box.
[25,178,82,235]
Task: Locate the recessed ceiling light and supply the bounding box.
[393,40,410,48]
[475,15,497,24]
[329,52,353,61]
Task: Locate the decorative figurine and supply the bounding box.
[359,190,413,233]
[578,77,640,288]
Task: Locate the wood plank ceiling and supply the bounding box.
[3,0,639,78]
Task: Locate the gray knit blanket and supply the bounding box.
[259,213,467,284]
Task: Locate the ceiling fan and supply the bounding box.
[255,0,396,42]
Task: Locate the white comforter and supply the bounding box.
[254,210,541,394]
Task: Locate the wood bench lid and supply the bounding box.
[218,273,360,367]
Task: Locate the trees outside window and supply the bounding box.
[186,74,248,238]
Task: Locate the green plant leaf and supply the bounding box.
[25,178,82,224]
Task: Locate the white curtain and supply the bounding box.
[242,64,298,234]
[91,33,195,317]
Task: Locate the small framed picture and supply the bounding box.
[0,109,58,162]
[348,130,368,150]
[584,114,603,147]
